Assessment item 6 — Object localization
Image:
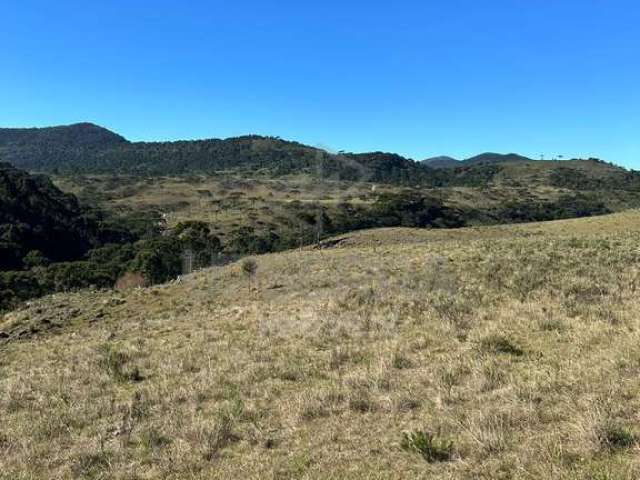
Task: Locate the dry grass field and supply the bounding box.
[3,211,640,478]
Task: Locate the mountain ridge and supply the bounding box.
[422,152,533,168]
[0,124,633,187]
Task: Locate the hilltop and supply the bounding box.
[0,124,438,182]
[0,122,127,148]
[421,155,460,168]
[3,211,640,478]
[1,124,636,193]
[422,152,532,168]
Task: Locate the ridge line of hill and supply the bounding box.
[0,123,630,179]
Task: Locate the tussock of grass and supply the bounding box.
[98,342,144,382]
[478,334,525,356]
[597,422,638,451]
[401,430,455,463]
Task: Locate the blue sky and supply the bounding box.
[1,0,639,167]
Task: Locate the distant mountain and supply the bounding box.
[0,124,634,193]
[0,123,530,183]
[463,152,532,166]
[423,153,532,168]
[0,123,450,185]
[422,156,460,168]
[0,123,129,174]
[0,123,127,149]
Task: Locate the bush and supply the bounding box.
[227,226,279,254]
[241,258,258,279]
[373,191,464,228]
[174,221,222,268]
[23,250,50,269]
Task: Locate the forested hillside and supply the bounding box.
[1,124,443,182]
[2,124,639,193]
[1,161,239,311]
[0,162,112,270]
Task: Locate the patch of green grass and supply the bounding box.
[401,430,455,463]
[479,334,524,356]
[597,422,638,451]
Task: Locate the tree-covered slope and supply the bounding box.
[0,162,113,270]
[0,123,128,172]
[1,124,638,193]
[0,124,443,183]
[0,123,127,148]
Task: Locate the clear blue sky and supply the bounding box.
[1,1,639,167]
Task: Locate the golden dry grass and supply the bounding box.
[3,211,640,478]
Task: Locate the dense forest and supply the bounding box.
[0,162,127,270]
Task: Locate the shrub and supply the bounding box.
[128,237,182,284]
[241,258,258,279]
[174,221,222,268]
[202,410,240,460]
[23,250,50,269]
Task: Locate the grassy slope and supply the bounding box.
[3,212,640,478]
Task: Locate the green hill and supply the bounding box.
[2,124,638,195]
[0,122,127,148]
[0,124,442,183]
